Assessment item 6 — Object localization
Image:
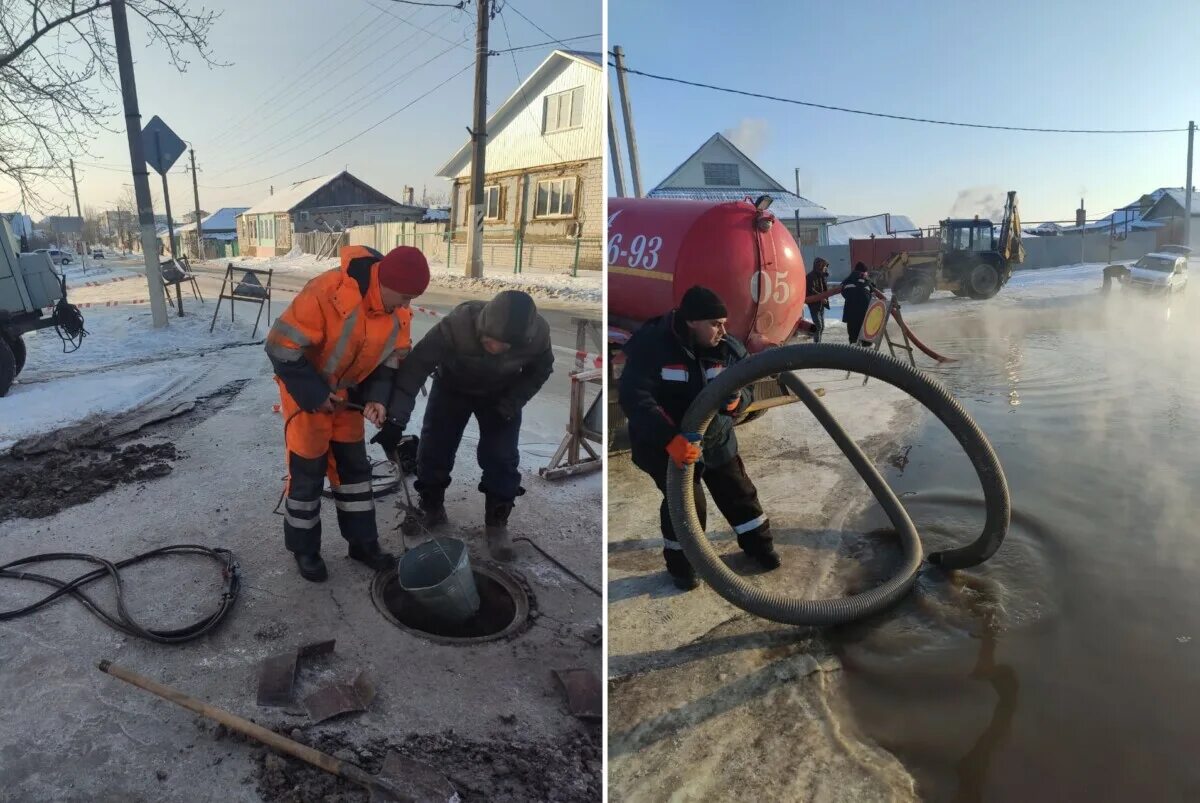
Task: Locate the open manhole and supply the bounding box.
[371,562,532,645]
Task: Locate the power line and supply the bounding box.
[491,33,599,54]
[365,0,469,48]
[203,33,468,181]
[200,61,474,190]
[210,7,452,165]
[609,58,1189,135]
[384,0,464,6]
[504,1,577,52]
[205,6,376,147]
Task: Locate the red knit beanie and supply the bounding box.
[377,246,430,295]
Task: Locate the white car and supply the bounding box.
[1126,252,1187,294]
[34,248,72,266]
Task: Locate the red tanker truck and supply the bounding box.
[608,195,811,429]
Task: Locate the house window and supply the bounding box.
[535,177,576,218]
[484,185,501,220]
[543,86,585,133]
[299,211,309,222]
[703,162,740,186]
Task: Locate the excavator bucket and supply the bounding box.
[999,190,1025,265]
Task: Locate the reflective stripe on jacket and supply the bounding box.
[266,248,412,408]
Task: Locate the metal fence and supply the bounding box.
[342,222,601,276]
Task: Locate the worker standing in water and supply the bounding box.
[374,290,554,561]
[806,257,831,343]
[265,245,430,582]
[841,261,878,345]
[618,285,780,591]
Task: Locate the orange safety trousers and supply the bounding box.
[277,379,365,486]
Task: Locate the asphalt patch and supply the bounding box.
[254,728,601,802]
[0,441,177,521]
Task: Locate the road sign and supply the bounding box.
[142,116,185,175]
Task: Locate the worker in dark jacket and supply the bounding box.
[618,285,780,591]
[376,290,553,560]
[841,262,878,345]
[806,257,831,343]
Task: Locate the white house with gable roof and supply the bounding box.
[648,132,838,246]
[437,49,603,270]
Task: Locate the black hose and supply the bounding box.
[666,343,1010,626]
[0,545,240,644]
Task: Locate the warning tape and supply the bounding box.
[73,298,154,308]
[74,274,137,289]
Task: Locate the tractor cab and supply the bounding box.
[941,218,996,254]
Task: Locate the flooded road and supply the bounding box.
[835,283,1200,801]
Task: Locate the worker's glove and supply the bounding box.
[395,434,420,474]
[721,394,742,416]
[665,433,702,468]
[370,421,405,454]
[496,396,522,422]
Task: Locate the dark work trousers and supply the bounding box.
[633,447,771,573]
[415,379,523,503]
[845,313,865,344]
[808,304,826,343]
[284,441,377,556]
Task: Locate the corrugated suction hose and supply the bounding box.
[666,343,1010,626]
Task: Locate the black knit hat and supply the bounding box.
[678,285,728,322]
[479,290,538,345]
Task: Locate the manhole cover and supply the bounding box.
[371,562,531,645]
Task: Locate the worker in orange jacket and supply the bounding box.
[265,245,430,582]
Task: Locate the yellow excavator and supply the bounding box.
[872,190,1024,303]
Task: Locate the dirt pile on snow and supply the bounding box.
[0,441,177,521]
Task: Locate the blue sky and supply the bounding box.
[6,0,599,219]
[608,0,1200,226]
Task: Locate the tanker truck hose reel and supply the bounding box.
[666,343,1010,627]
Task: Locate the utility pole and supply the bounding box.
[189,148,203,260]
[111,0,168,328]
[607,92,627,197]
[1185,121,1194,250]
[612,46,643,197]
[69,160,82,220]
[466,0,490,279]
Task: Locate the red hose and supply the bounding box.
[803,287,955,363]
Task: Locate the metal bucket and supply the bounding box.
[397,538,480,625]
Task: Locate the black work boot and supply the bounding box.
[484,497,515,561]
[293,552,328,583]
[401,490,448,537]
[663,548,698,591]
[348,540,396,572]
[738,529,781,571]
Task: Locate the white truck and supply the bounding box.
[0,218,86,396]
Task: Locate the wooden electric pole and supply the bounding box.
[607,92,627,198]
[111,0,168,327]
[612,46,643,198]
[466,0,490,279]
[1185,121,1194,250]
[69,160,82,219]
[190,148,203,259]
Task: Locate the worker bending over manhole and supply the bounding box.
[618,285,780,591]
[375,290,554,561]
[265,245,431,582]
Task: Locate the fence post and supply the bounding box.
[514,233,521,274]
[573,235,581,277]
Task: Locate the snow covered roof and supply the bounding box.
[243,174,342,216]
[437,50,602,177]
[648,187,838,222]
[422,208,450,221]
[825,213,920,245]
[173,207,249,234]
[647,133,837,223]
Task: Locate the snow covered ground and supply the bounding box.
[224,249,602,305]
